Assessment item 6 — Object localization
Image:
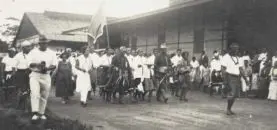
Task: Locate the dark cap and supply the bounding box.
[39,35,50,43]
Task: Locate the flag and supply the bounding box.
[88,0,107,46]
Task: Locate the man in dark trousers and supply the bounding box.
[110,46,132,104]
[14,41,33,110]
[154,43,172,103]
[199,50,209,66]
[221,42,250,115]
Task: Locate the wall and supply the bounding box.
[116,1,225,59]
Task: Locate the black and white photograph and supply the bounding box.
[0,0,277,129]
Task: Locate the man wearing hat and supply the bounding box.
[13,40,33,110]
[154,43,172,103]
[1,47,17,88]
[28,35,57,121]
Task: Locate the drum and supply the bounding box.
[158,66,168,74]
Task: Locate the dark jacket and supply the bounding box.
[199,54,209,65]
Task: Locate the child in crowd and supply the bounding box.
[241,60,252,97]
[199,62,210,92]
[268,61,277,101]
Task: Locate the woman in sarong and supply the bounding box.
[268,61,277,101]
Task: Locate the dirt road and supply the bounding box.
[48,91,277,130]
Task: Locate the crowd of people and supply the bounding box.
[1,35,277,121]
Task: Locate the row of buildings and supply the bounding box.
[13,0,277,58]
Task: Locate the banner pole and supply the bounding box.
[105,25,110,48]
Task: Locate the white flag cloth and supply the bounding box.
[88,1,107,44]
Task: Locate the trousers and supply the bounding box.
[156,74,169,101]
[80,90,89,103]
[29,72,51,114]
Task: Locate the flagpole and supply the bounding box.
[105,25,110,48]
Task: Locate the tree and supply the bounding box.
[0,17,20,45]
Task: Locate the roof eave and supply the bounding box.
[108,0,214,25]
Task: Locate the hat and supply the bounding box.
[214,52,219,56]
[8,47,16,52]
[39,35,50,43]
[59,52,70,59]
[21,40,32,47]
[66,48,72,52]
[160,43,167,49]
[120,46,126,51]
[126,48,131,51]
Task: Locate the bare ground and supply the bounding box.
[48,91,277,130]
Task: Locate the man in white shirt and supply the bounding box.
[75,47,93,107]
[14,41,33,109]
[28,36,57,121]
[149,49,158,88]
[258,48,268,75]
[170,49,184,96]
[87,48,99,99]
[221,42,249,115]
[1,48,17,87]
[98,48,113,85]
[171,49,184,68]
[210,51,223,96]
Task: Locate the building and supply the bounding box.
[13,11,116,51]
[14,0,277,58]
[107,0,277,58]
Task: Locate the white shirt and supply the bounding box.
[28,48,57,73]
[190,60,199,69]
[132,56,144,79]
[14,52,30,70]
[77,55,93,72]
[89,53,99,68]
[148,55,155,65]
[258,53,267,61]
[142,56,153,78]
[221,54,243,76]
[99,54,113,66]
[241,55,251,65]
[210,59,222,71]
[171,55,184,67]
[1,55,16,71]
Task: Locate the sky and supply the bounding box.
[0,0,169,43]
[0,0,169,20]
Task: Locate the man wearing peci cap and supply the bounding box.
[221,42,250,115]
[14,40,33,109]
[28,35,57,121]
[154,43,172,103]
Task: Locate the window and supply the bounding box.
[193,28,204,53]
[131,36,137,49]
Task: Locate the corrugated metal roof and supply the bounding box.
[109,0,214,24]
[22,11,116,43]
[44,34,87,43]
